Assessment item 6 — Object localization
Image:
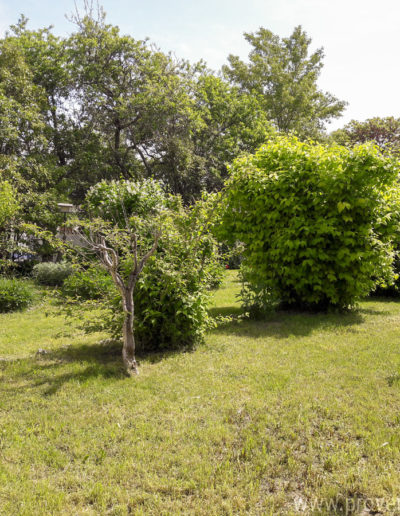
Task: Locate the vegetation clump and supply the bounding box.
[63,180,222,373]
[220,136,400,313]
[0,277,34,312]
[32,262,73,286]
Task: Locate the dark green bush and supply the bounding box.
[102,254,214,353]
[32,262,73,286]
[61,266,114,300]
[0,278,34,312]
[220,136,400,312]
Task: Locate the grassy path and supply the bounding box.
[1,272,400,514]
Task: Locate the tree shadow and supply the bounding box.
[3,295,397,396]
[210,301,390,340]
[2,338,191,396]
[2,341,125,395]
[208,305,243,318]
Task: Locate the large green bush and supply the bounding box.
[220,136,400,312]
[0,278,34,312]
[33,262,73,286]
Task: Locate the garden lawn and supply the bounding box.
[1,271,400,515]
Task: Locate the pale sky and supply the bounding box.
[1,0,400,131]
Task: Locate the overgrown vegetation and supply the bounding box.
[62,180,222,372]
[61,265,113,300]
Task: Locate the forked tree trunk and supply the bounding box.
[121,287,138,376]
[83,231,160,376]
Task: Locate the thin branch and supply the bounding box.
[138,231,161,274]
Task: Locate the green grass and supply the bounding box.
[1,271,400,515]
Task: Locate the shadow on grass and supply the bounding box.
[210,300,392,340]
[1,339,189,396]
[208,306,243,318]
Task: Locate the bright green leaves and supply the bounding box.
[337,201,351,213]
[219,136,400,312]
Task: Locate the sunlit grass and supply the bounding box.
[1,271,400,514]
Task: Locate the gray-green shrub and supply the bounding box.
[33,262,73,286]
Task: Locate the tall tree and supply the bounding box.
[67,8,273,201]
[0,33,62,235]
[0,7,275,208]
[223,26,346,138]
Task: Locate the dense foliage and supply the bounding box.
[219,137,400,313]
[0,180,19,266]
[0,181,18,227]
[64,180,222,353]
[61,265,114,300]
[0,3,350,274]
[331,117,400,156]
[331,117,400,297]
[0,277,34,312]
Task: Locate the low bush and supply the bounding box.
[100,255,214,353]
[219,136,400,312]
[0,278,34,312]
[32,262,73,286]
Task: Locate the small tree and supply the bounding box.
[76,220,160,375]
[62,180,223,369]
[72,179,167,375]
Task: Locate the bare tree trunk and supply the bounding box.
[75,229,160,376]
[122,287,138,376]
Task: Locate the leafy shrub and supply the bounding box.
[61,266,114,300]
[0,278,34,312]
[0,181,18,228]
[32,262,73,286]
[84,178,168,222]
[102,253,214,352]
[219,136,400,312]
[371,253,400,297]
[64,183,221,352]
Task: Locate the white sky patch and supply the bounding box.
[0,1,12,35]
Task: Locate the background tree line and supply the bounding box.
[0,5,348,236]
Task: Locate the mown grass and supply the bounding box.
[1,271,400,515]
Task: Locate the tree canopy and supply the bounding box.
[331,117,400,156]
[223,26,346,138]
[0,6,350,262]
